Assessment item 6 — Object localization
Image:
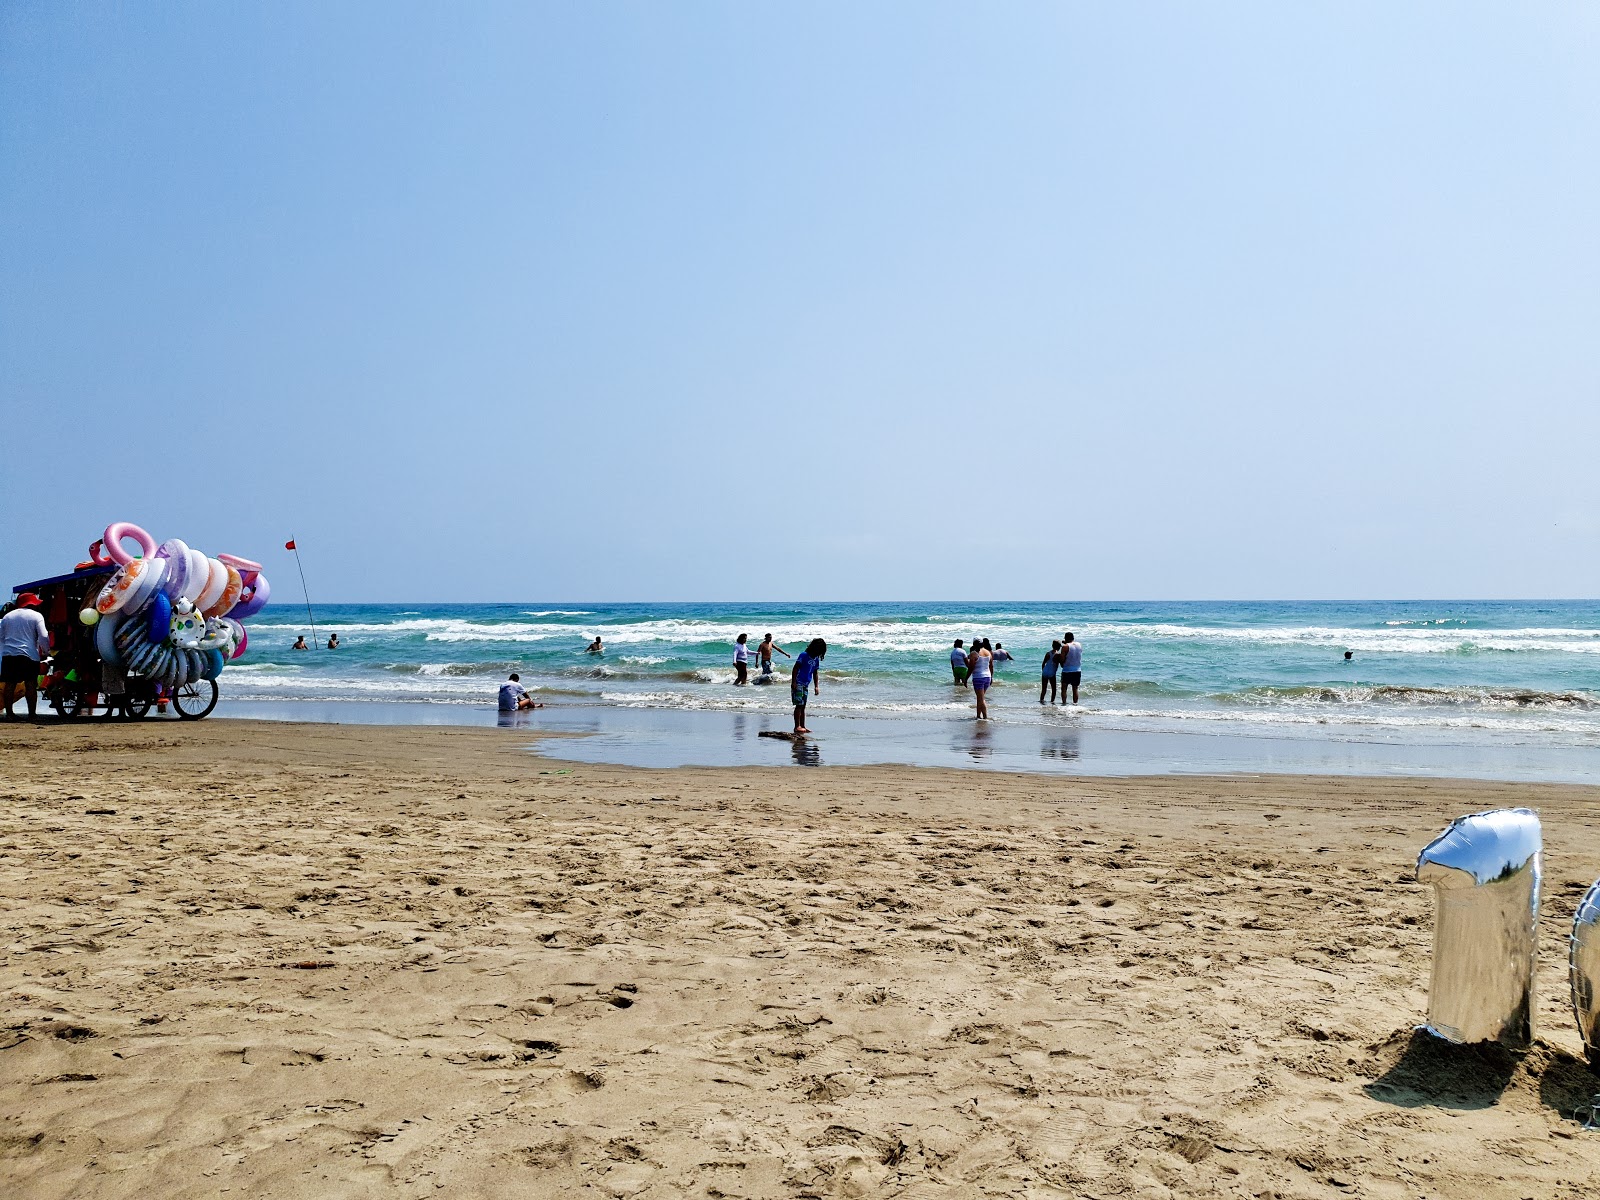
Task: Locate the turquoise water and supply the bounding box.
[220,602,1600,771]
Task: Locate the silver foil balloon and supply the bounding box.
[1569,879,1600,1066]
[1415,807,1541,1048]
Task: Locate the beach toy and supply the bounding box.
[96,556,161,615]
[218,553,262,574]
[103,522,156,565]
[79,607,99,626]
[96,613,122,667]
[154,540,190,599]
[119,557,168,620]
[170,610,205,650]
[229,573,270,620]
[181,549,211,605]
[202,648,225,680]
[191,557,224,611]
[1416,808,1542,1047]
[88,539,112,567]
[231,625,249,659]
[204,564,242,619]
[146,591,173,645]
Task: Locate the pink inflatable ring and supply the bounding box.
[103,522,156,566]
[218,553,263,574]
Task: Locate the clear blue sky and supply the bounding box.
[4,3,1597,601]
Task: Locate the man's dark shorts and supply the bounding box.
[1,656,41,685]
[1063,671,1082,687]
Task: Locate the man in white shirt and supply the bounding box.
[1,593,52,719]
[498,672,540,712]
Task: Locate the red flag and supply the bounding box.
[285,540,297,550]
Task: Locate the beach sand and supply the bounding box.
[3,721,1598,1198]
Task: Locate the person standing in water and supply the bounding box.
[1039,639,1061,704]
[292,635,309,651]
[1058,632,1083,704]
[586,636,604,655]
[756,633,790,679]
[968,639,993,719]
[733,633,751,685]
[950,639,968,686]
[992,643,1014,669]
[327,633,340,650]
[791,638,826,734]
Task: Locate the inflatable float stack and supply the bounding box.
[81,522,269,690]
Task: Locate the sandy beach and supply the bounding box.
[3,720,1599,1199]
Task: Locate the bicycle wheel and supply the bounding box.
[50,688,85,719]
[122,694,152,720]
[172,678,218,720]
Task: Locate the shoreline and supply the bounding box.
[4,719,1597,1197]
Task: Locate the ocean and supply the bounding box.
[215,600,1600,781]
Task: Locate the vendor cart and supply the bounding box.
[10,565,219,720]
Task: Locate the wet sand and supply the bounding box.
[3,719,1598,1198]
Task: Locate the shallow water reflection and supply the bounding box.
[792,738,821,767]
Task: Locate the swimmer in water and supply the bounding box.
[586,637,604,655]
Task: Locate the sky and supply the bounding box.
[3,2,1598,602]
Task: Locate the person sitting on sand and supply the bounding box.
[1040,640,1061,704]
[292,635,308,651]
[498,672,542,712]
[791,638,826,734]
[586,637,604,655]
[969,639,993,719]
[950,639,969,687]
[756,633,790,678]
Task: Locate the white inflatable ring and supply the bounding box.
[204,565,242,618]
[103,522,156,566]
[218,553,263,574]
[182,549,212,605]
[96,556,161,614]
[194,558,228,612]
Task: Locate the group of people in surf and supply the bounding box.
[951,633,1083,719]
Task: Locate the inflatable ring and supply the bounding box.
[229,573,270,620]
[146,591,173,645]
[119,557,168,619]
[89,539,113,567]
[103,522,156,566]
[97,612,123,668]
[96,556,160,614]
[205,565,243,618]
[181,549,211,605]
[203,648,226,680]
[193,557,226,611]
[230,625,249,660]
[218,553,263,574]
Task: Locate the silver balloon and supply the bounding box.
[1415,807,1541,1048]
[1570,879,1600,1066]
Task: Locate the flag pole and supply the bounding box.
[288,539,319,648]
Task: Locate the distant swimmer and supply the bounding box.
[1344,650,1354,661]
[586,637,604,655]
[1058,632,1083,704]
[756,633,790,679]
[791,638,827,735]
[969,639,993,719]
[950,639,969,687]
[992,643,1014,669]
[1040,639,1061,704]
[734,633,751,685]
[327,633,340,650]
[498,672,543,712]
[292,635,309,651]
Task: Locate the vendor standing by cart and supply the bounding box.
[1,593,51,719]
